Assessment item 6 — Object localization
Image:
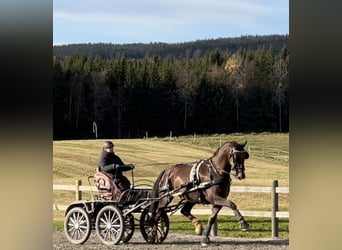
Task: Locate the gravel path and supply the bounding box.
[53,231,289,250]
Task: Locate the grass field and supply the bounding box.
[53,133,289,238]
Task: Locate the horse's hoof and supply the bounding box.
[147,235,156,244]
[201,236,210,247]
[240,220,249,231]
[201,242,208,247]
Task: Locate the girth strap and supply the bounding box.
[189,160,203,185]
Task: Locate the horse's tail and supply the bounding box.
[149,169,168,213]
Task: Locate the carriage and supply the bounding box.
[64,140,250,246]
[63,167,170,245]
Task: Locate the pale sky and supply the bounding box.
[53,0,288,45]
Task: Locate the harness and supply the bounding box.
[159,159,231,204]
[186,159,231,203]
[189,160,203,185]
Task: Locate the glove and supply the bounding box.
[127,164,135,169]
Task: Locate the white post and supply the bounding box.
[75,180,82,201]
[92,121,98,139]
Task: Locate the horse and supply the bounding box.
[148,140,250,246]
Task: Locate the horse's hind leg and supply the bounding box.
[180,202,203,235]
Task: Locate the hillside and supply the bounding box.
[53,34,288,60]
[53,134,289,187]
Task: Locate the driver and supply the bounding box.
[98,141,134,193]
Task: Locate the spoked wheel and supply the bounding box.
[95,205,124,245]
[140,208,169,244]
[64,207,91,244]
[121,213,135,243]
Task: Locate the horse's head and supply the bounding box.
[228,141,249,180]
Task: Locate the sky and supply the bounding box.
[53,0,288,45]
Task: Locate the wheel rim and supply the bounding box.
[95,205,124,245]
[121,213,135,243]
[64,207,91,244]
[140,208,169,244]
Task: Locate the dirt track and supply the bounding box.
[53,231,289,250]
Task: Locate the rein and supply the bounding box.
[209,159,230,176]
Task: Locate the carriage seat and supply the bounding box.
[94,167,120,200]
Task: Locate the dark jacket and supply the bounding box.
[98,151,134,190]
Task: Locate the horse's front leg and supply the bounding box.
[226,199,249,231]
[180,202,203,235]
[201,205,221,247]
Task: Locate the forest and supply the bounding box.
[53,35,289,140]
[53,34,288,60]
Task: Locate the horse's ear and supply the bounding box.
[242,140,247,147]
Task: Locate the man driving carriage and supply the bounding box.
[98,141,134,199]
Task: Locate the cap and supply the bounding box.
[103,141,114,149]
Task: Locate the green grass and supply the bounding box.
[53,215,288,238]
[53,133,289,238]
[53,220,64,231]
[169,215,289,238]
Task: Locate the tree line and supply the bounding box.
[53,42,289,140]
[53,34,288,60]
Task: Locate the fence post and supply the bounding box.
[75,180,82,201]
[271,180,279,238]
[210,205,218,236]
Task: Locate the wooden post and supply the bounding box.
[210,205,218,236]
[75,180,82,201]
[271,180,279,238]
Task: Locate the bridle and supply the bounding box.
[229,150,247,176]
[208,145,248,178]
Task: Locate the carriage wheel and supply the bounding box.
[121,213,135,243]
[64,207,91,244]
[139,208,169,244]
[95,205,124,245]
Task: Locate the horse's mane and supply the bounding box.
[211,141,234,157]
[210,141,246,158]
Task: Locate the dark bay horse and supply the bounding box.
[149,141,250,246]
